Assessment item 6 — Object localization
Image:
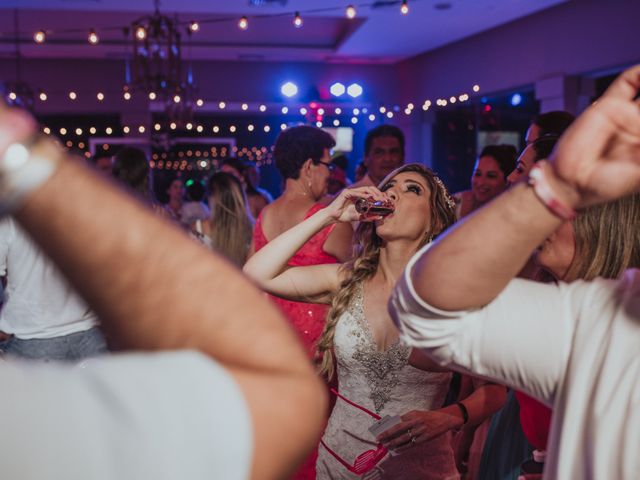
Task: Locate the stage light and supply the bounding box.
[510,93,522,106]
[281,81,298,97]
[330,82,346,97]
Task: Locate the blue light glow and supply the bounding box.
[330,82,346,97]
[281,82,298,98]
[510,93,522,106]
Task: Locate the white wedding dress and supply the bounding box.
[316,283,460,479]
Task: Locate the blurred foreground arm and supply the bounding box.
[409,65,640,311]
[0,108,326,480]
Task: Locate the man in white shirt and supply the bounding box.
[390,65,640,479]
[0,106,327,479]
[0,216,106,360]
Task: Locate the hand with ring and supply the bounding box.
[376,409,461,453]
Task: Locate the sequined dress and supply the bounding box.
[316,283,459,479]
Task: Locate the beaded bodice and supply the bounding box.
[333,283,451,414]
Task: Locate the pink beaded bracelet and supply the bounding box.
[528,160,577,221]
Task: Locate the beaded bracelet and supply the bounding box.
[528,160,577,221]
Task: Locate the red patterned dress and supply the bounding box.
[252,203,339,479]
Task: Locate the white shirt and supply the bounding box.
[0,350,252,480]
[390,246,640,480]
[0,217,97,338]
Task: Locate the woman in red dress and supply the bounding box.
[249,126,352,479]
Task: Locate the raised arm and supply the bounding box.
[0,107,325,480]
[410,65,640,311]
[243,186,385,303]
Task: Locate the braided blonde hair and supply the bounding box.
[316,163,457,379]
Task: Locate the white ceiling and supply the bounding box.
[0,0,568,63]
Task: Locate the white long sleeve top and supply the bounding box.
[389,245,640,480]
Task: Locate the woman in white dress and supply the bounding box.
[244,164,505,479]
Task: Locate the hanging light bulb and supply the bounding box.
[400,0,409,15]
[189,21,199,33]
[88,29,99,45]
[293,11,303,28]
[33,30,46,44]
[238,16,248,30]
[346,5,357,19]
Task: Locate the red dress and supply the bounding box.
[253,203,339,480]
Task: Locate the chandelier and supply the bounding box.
[127,0,197,126]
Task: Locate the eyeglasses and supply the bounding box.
[318,160,336,172]
[320,389,388,475]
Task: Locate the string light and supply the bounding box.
[368,114,375,121]
[69,91,77,100]
[189,21,199,32]
[293,12,303,28]
[148,92,157,100]
[316,121,323,128]
[333,119,340,126]
[173,94,181,103]
[248,124,254,131]
[154,123,161,131]
[88,29,99,45]
[89,127,97,134]
[473,84,480,92]
[218,101,226,109]
[213,126,220,133]
[241,103,248,111]
[135,26,146,40]
[97,92,105,101]
[449,96,456,103]
[264,125,270,132]
[105,127,113,135]
[186,122,193,130]
[43,127,51,134]
[346,5,357,19]
[281,106,288,114]
[123,91,132,100]
[400,0,409,15]
[123,126,130,133]
[34,30,46,44]
[75,128,83,135]
[59,127,67,135]
[300,107,307,115]
[259,104,267,112]
[138,126,145,133]
[170,122,177,130]
[196,98,204,107]
[386,111,394,118]
[196,125,204,132]
[238,16,248,30]
[351,117,358,124]
[230,125,237,133]
[39,92,47,101]
[8,92,16,100]
[335,107,342,114]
